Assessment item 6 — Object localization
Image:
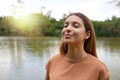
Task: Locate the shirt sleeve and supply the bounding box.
[45,60,51,80]
[99,66,110,80]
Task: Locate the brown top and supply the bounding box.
[45,53,110,80]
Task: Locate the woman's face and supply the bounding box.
[62,15,90,45]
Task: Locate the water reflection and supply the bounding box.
[10,38,23,67]
[0,37,24,80]
[96,37,120,80]
[0,37,14,80]
[25,37,59,57]
[97,37,120,53]
[0,37,120,80]
[0,37,60,80]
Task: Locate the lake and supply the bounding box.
[0,37,120,80]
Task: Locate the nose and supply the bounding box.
[65,25,72,32]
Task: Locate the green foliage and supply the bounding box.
[93,16,120,37]
[0,13,120,37]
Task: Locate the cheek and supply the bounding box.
[76,29,84,34]
[76,29,86,38]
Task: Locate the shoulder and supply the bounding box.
[88,54,108,69]
[88,54,110,80]
[88,54,110,79]
[48,53,63,62]
[88,54,105,65]
[45,53,63,69]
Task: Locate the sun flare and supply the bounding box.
[13,12,28,19]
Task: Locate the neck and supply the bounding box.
[65,44,87,61]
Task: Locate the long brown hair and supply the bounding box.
[60,12,97,58]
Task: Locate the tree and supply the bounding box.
[109,0,120,8]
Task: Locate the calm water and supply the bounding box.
[0,37,120,80]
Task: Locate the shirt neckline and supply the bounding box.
[63,54,90,63]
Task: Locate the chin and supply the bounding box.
[63,40,75,44]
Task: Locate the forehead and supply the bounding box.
[65,15,83,23]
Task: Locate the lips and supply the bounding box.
[64,34,72,36]
[64,34,73,38]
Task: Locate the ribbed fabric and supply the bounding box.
[46,53,110,80]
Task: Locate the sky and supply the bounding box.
[0,0,120,21]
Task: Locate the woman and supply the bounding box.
[45,12,110,80]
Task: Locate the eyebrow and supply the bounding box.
[64,21,81,26]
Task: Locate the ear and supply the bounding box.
[85,31,90,39]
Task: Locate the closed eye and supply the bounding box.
[64,22,68,28]
[73,22,80,28]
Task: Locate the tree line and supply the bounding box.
[0,13,120,37]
